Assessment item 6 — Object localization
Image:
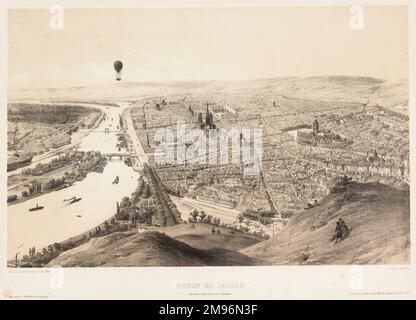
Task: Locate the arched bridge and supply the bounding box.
[92,128,122,133]
[102,152,137,160]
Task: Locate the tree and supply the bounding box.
[104,220,110,234]
[206,214,213,224]
[238,212,244,223]
[313,119,319,134]
[190,210,199,222]
[199,211,206,222]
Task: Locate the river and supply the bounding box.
[7,104,139,260]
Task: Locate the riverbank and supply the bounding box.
[7,103,141,262]
[10,207,132,267]
[7,152,107,207]
[9,160,179,266]
[7,105,106,178]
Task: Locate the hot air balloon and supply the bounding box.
[114,60,123,81]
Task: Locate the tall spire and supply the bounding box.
[205,102,210,127]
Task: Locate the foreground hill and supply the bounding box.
[144,223,261,251]
[48,224,262,267]
[242,181,410,265]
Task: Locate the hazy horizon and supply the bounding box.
[9,7,408,89]
[8,75,409,92]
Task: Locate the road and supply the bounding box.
[122,103,149,170]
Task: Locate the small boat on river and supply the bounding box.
[69,197,82,204]
[29,204,44,212]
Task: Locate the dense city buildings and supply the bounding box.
[130,77,409,217]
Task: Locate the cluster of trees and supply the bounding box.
[116,197,134,220]
[115,177,152,221]
[79,112,101,129]
[119,115,123,129]
[76,151,104,172]
[27,182,41,195]
[92,218,128,237]
[22,152,80,176]
[235,212,272,239]
[22,151,103,177]
[187,209,222,226]
[22,182,42,197]
[20,233,94,267]
[145,164,181,226]
[211,227,221,234]
[44,177,66,191]
[115,178,155,225]
[21,243,63,267]
[234,225,270,239]
[114,165,182,228]
[116,134,128,150]
[130,177,151,203]
[187,209,270,239]
[238,210,274,225]
[101,163,184,234]
[7,194,17,203]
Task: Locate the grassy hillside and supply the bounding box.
[48,182,409,267]
[242,182,410,265]
[48,230,261,267]
[145,223,261,251]
[47,223,262,267]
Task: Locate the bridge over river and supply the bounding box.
[102,152,137,160]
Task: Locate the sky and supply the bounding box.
[8,6,408,88]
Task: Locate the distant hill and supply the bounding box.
[367,79,408,116]
[48,226,262,267]
[9,76,408,116]
[242,182,410,265]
